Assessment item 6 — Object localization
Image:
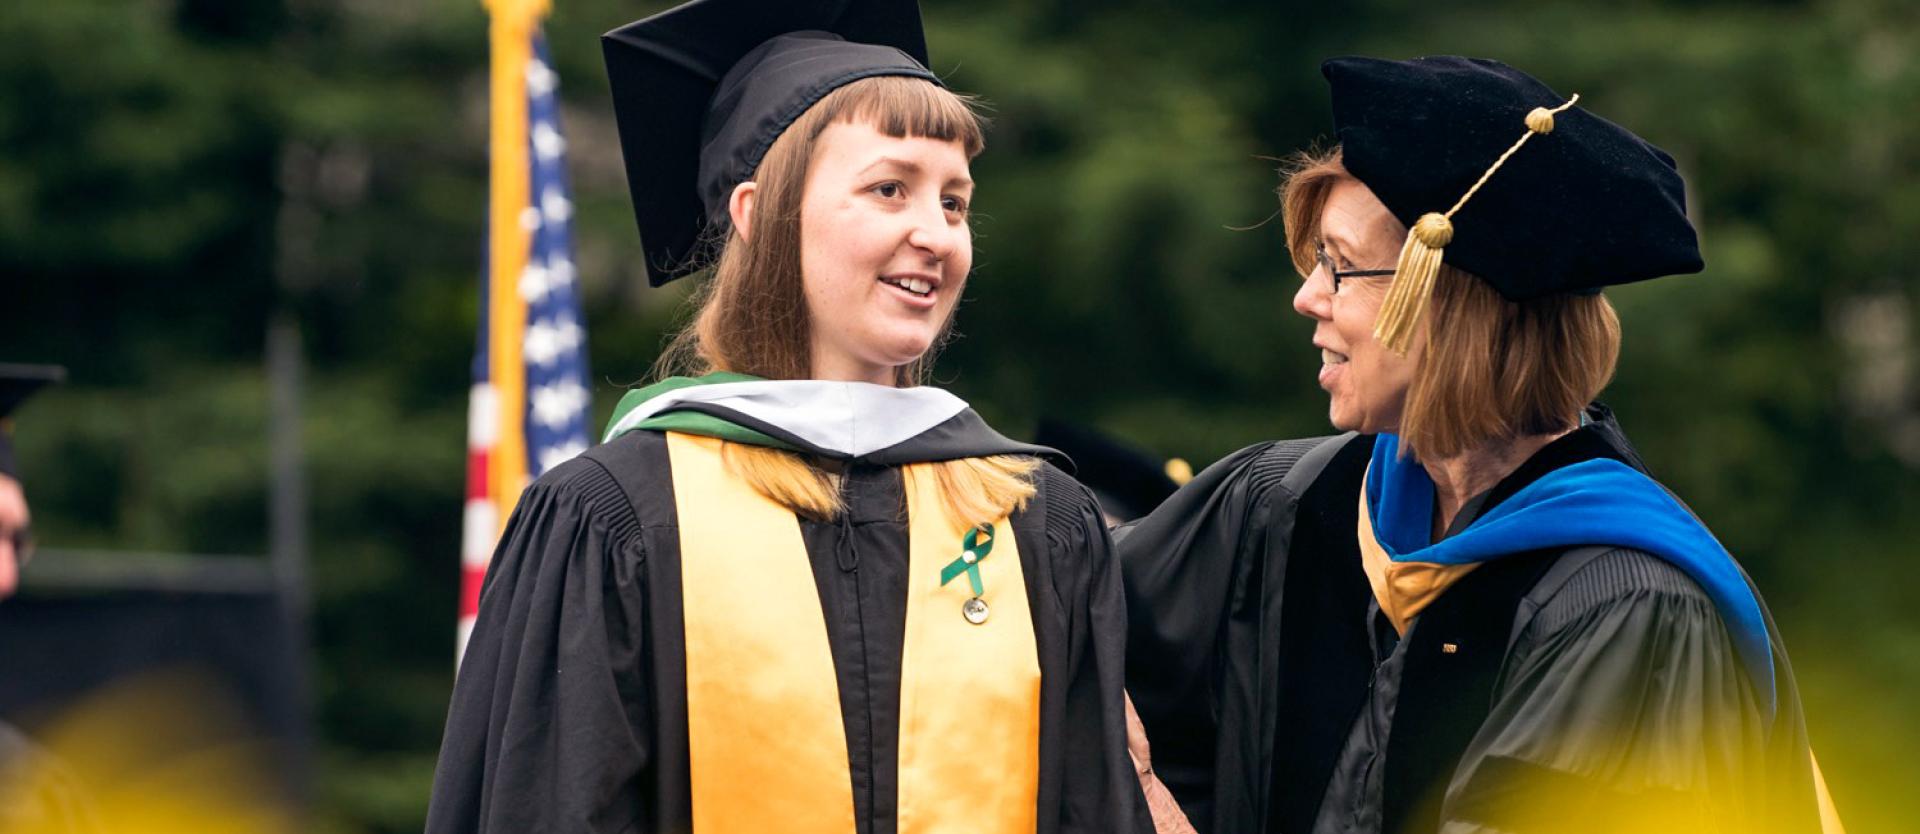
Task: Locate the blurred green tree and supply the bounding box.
[0,0,1913,831]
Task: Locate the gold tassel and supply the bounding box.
[1369,95,1580,355]
[1373,212,1452,353]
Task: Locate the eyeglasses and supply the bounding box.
[1315,246,1396,294]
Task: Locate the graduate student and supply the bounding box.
[425,1,1149,831]
[1119,57,1833,834]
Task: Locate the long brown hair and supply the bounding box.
[656,76,1037,524]
[1279,147,1621,460]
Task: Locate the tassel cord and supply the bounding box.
[1441,95,1580,222]
[1370,94,1580,354]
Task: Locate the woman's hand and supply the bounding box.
[1126,692,1198,834]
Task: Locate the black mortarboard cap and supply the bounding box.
[1033,419,1184,524]
[604,0,939,285]
[0,364,65,479]
[1323,56,1703,310]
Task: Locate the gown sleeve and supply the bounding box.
[1112,444,1280,803]
[1040,466,1155,833]
[425,456,654,834]
[1438,549,1780,834]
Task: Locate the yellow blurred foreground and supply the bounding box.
[0,672,294,833]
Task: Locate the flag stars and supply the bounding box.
[537,439,589,475]
[494,43,592,481]
[541,186,573,224]
[524,316,583,367]
[525,59,557,98]
[532,122,566,162]
[523,321,561,367]
[519,261,551,302]
[531,381,590,431]
[546,254,576,288]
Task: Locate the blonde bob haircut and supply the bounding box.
[1278,147,1622,461]
[654,75,1037,526]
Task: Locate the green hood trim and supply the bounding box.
[604,372,801,452]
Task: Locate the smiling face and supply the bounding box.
[685,76,984,387]
[1291,177,1420,434]
[789,120,974,386]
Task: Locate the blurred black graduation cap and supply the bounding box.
[1034,419,1188,525]
[1320,56,1703,350]
[0,364,65,479]
[603,0,940,285]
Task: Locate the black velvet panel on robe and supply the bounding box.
[426,429,1151,833]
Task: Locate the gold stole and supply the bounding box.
[1356,462,1478,635]
[668,433,1041,834]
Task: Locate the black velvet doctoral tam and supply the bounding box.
[1323,56,1705,300]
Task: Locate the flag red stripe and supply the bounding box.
[466,449,490,501]
[460,564,488,619]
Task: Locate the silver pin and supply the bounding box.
[962,597,990,625]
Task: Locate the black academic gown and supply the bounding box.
[1119,407,1822,834]
[427,428,1151,833]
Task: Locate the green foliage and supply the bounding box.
[1,0,1914,830]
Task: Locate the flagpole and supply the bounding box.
[461,0,549,662]
[483,0,547,532]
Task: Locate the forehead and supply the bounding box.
[810,120,972,178]
[1319,177,1403,252]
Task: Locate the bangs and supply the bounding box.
[813,75,987,158]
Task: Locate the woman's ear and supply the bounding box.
[728,181,758,243]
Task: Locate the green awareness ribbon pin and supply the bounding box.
[939,524,995,597]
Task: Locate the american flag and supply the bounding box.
[460,20,592,659]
